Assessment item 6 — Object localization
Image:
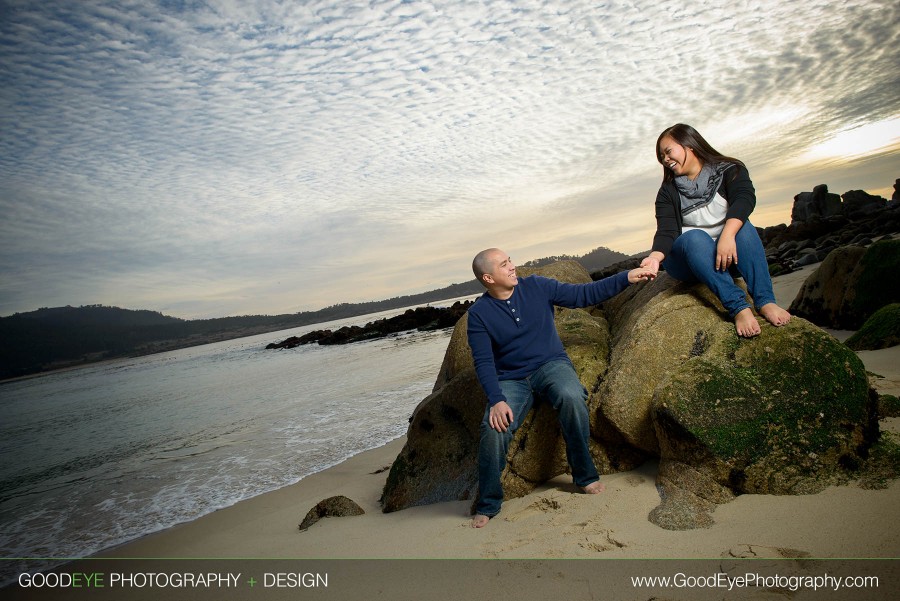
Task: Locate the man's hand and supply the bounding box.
[639,252,665,280]
[489,401,514,433]
[628,266,656,283]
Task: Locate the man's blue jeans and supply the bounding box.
[475,359,599,518]
[663,221,776,317]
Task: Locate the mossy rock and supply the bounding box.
[652,319,876,496]
[878,394,900,418]
[846,303,900,350]
[790,239,900,329]
[856,432,900,489]
[851,240,900,320]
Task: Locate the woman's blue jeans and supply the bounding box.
[475,359,599,518]
[663,221,776,317]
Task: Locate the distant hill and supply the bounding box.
[523,246,629,272]
[0,245,629,380]
[13,305,184,327]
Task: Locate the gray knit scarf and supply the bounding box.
[675,162,733,216]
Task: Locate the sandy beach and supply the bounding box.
[11,265,899,600]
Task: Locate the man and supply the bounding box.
[467,248,653,528]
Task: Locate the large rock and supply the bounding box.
[597,273,877,529]
[381,369,484,512]
[650,319,876,527]
[595,274,732,453]
[789,239,900,329]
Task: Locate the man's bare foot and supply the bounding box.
[734,308,761,338]
[758,303,791,327]
[471,514,491,528]
[581,480,606,494]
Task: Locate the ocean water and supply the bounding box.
[0,302,465,584]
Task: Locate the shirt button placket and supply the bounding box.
[507,300,520,324]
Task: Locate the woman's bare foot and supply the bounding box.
[581,480,606,494]
[735,308,761,338]
[471,514,491,528]
[758,303,792,327]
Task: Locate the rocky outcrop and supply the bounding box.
[266,301,472,348]
[842,189,887,219]
[759,182,898,274]
[381,262,880,528]
[791,184,843,223]
[789,239,900,330]
[298,495,365,531]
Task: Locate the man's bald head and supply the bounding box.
[472,248,504,287]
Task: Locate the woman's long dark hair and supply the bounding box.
[656,123,745,183]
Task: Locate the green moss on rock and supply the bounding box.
[846,303,900,350]
[853,239,900,319]
[878,394,900,418]
[652,320,875,494]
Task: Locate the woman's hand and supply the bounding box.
[640,252,664,278]
[716,235,738,271]
[715,218,744,271]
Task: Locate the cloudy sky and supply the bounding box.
[1,0,898,319]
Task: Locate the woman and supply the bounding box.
[640,123,791,337]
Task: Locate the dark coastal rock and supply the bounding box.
[267,301,473,349]
[757,180,899,274]
[266,330,330,349]
[880,394,900,418]
[789,239,900,329]
[649,460,732,530]
[298,495,365,531]
[842,189,886,219]
[791,184,842,223]
[380,369,483,512]
[845,303,900,350]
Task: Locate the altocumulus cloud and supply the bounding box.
[1,0,897,318]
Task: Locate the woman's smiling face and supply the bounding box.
[658,135,702,179]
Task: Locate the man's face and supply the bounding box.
[486,252,517,288]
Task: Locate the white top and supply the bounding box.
[682,192,728,239]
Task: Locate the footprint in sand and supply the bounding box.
[503,495,564,522]
[724,544,812,560]
[578,530,627,553]
[565,519,627,553]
